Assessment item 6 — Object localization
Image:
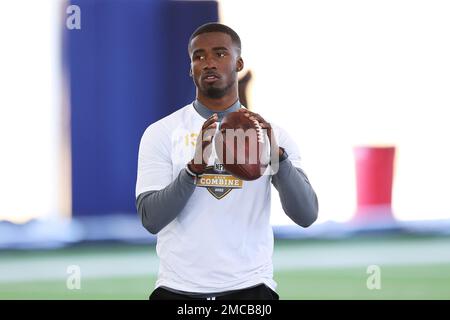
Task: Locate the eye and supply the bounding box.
[217,52,226,58]
[194,55,205,61]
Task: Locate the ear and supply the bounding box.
[236,57,244,72]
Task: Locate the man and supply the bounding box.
[136,23,318,300]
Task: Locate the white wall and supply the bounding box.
[220,0,450,223]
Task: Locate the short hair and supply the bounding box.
[188,23,241,55]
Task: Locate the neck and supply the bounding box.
[196,86,239,111]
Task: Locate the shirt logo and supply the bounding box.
[196,163,243,200]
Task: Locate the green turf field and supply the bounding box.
[1,235,450,299]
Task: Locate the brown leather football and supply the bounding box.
[215,111,269,181]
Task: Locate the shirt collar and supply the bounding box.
[193,99,242,122]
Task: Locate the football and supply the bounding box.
[215,111,269,181]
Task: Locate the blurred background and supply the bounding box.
[0,0,449,299]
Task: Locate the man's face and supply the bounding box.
[189,32,243,99]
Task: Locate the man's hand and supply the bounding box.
[238,109,282,157]
[188,113,218,175]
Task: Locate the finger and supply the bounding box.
[239,109,257,117]
[239,109,254,116]
[203,136,213,144]
[206,113,218,122]
[254,115,267,124]
[203,115,218,128]
[204,123,217,132]
[249,115,266,127]
[202,126,217,140]
[204,124,217,133]
[250,113,265,122]
[202,132,215,146]
[239,109,268,124]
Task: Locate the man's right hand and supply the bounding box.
[187,113,218,175]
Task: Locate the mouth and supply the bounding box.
[202,73,221,84]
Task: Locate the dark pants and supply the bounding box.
[149,284,279,300]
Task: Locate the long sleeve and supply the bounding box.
[271,158,319,227]
[136,169,196,234]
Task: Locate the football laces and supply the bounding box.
[252,119,265,144]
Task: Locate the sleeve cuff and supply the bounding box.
[181,168,197,185]
[279,147,289,162]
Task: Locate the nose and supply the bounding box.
[202,55,217,70]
